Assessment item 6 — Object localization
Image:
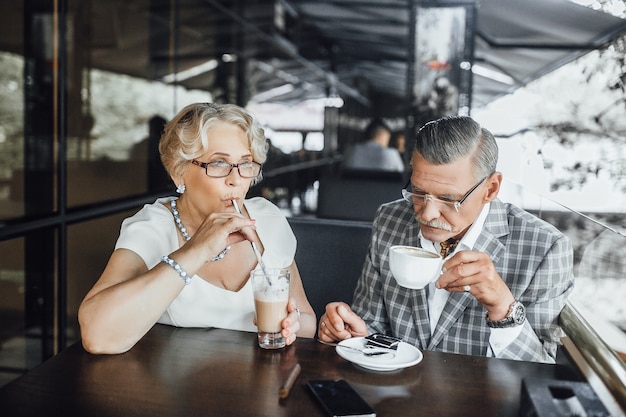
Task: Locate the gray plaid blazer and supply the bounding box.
[351,198,574,363]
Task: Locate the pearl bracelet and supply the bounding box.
[161,256,191,285]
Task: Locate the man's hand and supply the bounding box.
[436,250,515,321]
[317,302,368,343]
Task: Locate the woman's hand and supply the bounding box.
[186,212,257,263]
[251,297,301,345]
[282,298,301,345]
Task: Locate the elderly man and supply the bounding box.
[318,115,574,363]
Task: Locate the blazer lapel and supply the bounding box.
[428,291,471,349]
[410,288,432,349]
[473,199,508,263]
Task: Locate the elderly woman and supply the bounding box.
[79,102,316,354]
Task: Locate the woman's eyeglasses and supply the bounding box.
[191,160,262,178]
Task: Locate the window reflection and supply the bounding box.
[66,70,206,206]
[0,52,25,221]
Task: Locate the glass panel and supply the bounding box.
[66,210,137,346]
[1,2,58,219]
[65,0,214,206]
[0,49,25,221]
[413,6,470,116]
[0,237,28,388]
[500,180,626,361]
[0,1,56,387]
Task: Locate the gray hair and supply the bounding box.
[159,102,268,185]
[413,116,498,180]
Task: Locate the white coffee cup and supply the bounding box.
[389,245,443,289]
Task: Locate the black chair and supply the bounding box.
[316,171,405,222]
[288,217,372,320]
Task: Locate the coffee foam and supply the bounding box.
[393,247,440,258]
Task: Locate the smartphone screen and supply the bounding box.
[307,379,376,417]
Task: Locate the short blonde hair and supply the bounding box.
[159,102,268,185]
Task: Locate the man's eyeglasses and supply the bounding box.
[191,160,262,178]
[401,175,490,213]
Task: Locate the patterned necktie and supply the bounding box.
[439,239,458,258]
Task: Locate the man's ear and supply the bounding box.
[483,172,502,203]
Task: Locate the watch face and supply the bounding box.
[512,303,526,324]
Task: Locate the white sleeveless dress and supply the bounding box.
[114,197,296,332]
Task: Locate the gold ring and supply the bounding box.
[320,321,326,328]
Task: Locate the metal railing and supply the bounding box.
[560,302,626,413]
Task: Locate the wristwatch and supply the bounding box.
[486,300,526,328]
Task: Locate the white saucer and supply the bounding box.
[336,337,423,372]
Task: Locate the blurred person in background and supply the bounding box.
[343,118,404,172]
[389,130,410,172]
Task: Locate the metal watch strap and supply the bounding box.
[486,300,525,328]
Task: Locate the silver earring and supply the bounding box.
[176,184,186,194]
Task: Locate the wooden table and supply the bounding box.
[0,324,578,417]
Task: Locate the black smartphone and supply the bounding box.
[307,379,376,417]
[365,333,402,350]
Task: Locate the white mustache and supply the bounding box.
[417,217,452,232]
